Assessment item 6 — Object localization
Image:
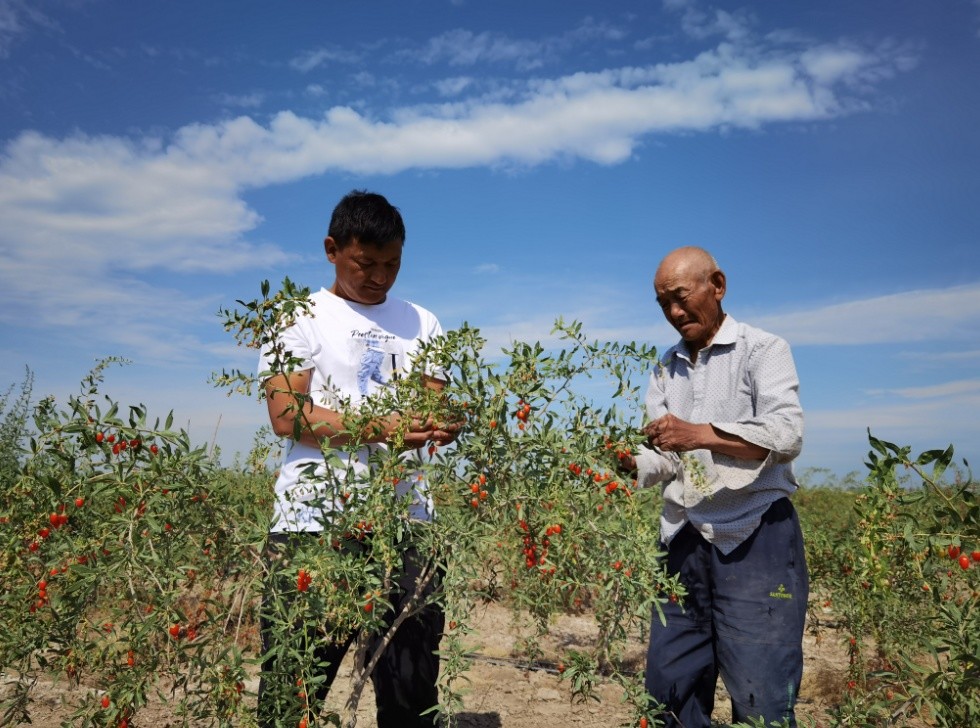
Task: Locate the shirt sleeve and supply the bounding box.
[422,312,449,383]
[634,445,681,488]
[638,362,683,486]
[257,319,315,381]
[711,335,803,463]
[644,362,670,421]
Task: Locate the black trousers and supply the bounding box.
[257,532,445,728]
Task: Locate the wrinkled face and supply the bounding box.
[326,237,403,305]
[654,263,725,353]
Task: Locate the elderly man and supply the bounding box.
[632,246,807,728]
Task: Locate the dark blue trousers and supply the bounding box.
[645,497,808,728]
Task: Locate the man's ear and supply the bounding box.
[710,269,727,301]
[324,236,338,263]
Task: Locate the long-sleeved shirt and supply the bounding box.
[636,314,803,554]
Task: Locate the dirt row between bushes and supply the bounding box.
[12,599,853,727]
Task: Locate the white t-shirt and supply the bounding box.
[258,288,444,532]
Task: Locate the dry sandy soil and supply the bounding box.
[11,599,851,727]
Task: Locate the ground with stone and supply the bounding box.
[12,597,858,727]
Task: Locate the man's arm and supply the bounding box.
[705,335,803,462]
[641,334,801,463]
[644,414,769,461]
[265,370,442,450]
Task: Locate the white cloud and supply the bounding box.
[415,29,545,70]
[185,44,888,179]
[434,76,475,97]
[214,92,265,109]
[350,71,377,88]
[799,403,980,476]
[751,284,980,346]
[406,17,629,72]
[899,349,980,363]
[0,31,913,360]
[802,39,920,94]
[290,47,358,72]
[0,129,291,354]
[803,390,980,457]
[663,0,755,43]
[866,379,980,400]
[474,262,500,274]
[799,45,870,85]
[569,16,629,43]
[447,290,670,357]
[0,2,26,55]
[0,130,264,260]
[0,0,56,58]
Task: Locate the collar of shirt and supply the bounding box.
[667,313,737,365]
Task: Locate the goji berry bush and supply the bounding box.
[806,437,979,727]
[1,279,977,728]
[213,280,681,727]
[1,359,268,727]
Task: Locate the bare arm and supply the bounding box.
[644,414,769,461]
[265,370,448,450]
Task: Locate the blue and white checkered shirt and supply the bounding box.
[635,314,803,554]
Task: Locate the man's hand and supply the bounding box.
[430,415,464,446]
[643,414,770,460]
[409,377,465,448]
[391,413,433,450]
[394,412,465,450]
[644,414,703,452]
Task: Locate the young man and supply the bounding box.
[630,246,807,727]
[257,190,456,727]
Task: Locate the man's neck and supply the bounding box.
[684,312,726,364]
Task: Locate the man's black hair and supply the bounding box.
[327,190,406,249]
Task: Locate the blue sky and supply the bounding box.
[1,0,978,477]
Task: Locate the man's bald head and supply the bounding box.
[655,246,720,288]
[654,246,727,359]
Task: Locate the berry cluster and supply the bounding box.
[297,568,312,593]
[946,544,979,571]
